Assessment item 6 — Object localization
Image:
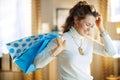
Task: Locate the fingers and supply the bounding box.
[56,38,62,46]
[50,38,66,57]
[60,34,64,36]
[56,38,66,47]
[63,40,66,47]
[96,13,103,21]
[56,38,62,44]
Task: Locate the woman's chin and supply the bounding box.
[79,32,89,37]
[83,33,90,37]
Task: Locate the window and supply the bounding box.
[0,0,32,57]
[108,0,120,22]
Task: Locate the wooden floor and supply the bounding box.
[0,71,23,80]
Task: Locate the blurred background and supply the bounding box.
[0,0,120,80]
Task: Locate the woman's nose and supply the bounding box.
[87,27,90,31]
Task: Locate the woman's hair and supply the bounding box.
[62,1,99,33]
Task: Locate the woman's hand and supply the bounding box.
[50,38,66,57]
[56,38,66,50]
[96,14,105,32]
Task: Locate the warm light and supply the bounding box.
[116,28,120,34]
[108,0,120,22]
[42,23,51,33]
[116,23,120,34]
[0,0,32,57]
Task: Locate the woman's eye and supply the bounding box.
[86,23,94,28]
[86,23,90,26]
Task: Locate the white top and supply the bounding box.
[34,27,116,80]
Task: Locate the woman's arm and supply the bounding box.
[93,31,116,56]
[34,38,66,68]
[93,14,116,56]
[33,39,57,68]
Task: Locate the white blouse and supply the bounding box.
[34,27,116,80]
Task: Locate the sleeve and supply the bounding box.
[33,39,57,68]
[93,31,117,57]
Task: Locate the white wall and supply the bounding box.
[41,0,100,31]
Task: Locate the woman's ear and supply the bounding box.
[74,16,80,27]
[74,16,79,24]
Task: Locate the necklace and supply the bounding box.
[70,35,84,55]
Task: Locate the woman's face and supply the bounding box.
[74,15,96,37]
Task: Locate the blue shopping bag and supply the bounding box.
[6,32,61,74]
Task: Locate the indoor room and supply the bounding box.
[0,0,120,80]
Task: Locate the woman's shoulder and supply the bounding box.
[62,32,72,40]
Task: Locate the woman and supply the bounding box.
[34,1,116,80]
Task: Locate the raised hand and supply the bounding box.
[96,14,105,32]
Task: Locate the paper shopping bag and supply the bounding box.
[6,32,60,74]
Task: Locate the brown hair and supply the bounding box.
[62,1,99,33]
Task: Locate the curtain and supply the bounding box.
[0,0,32,57]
